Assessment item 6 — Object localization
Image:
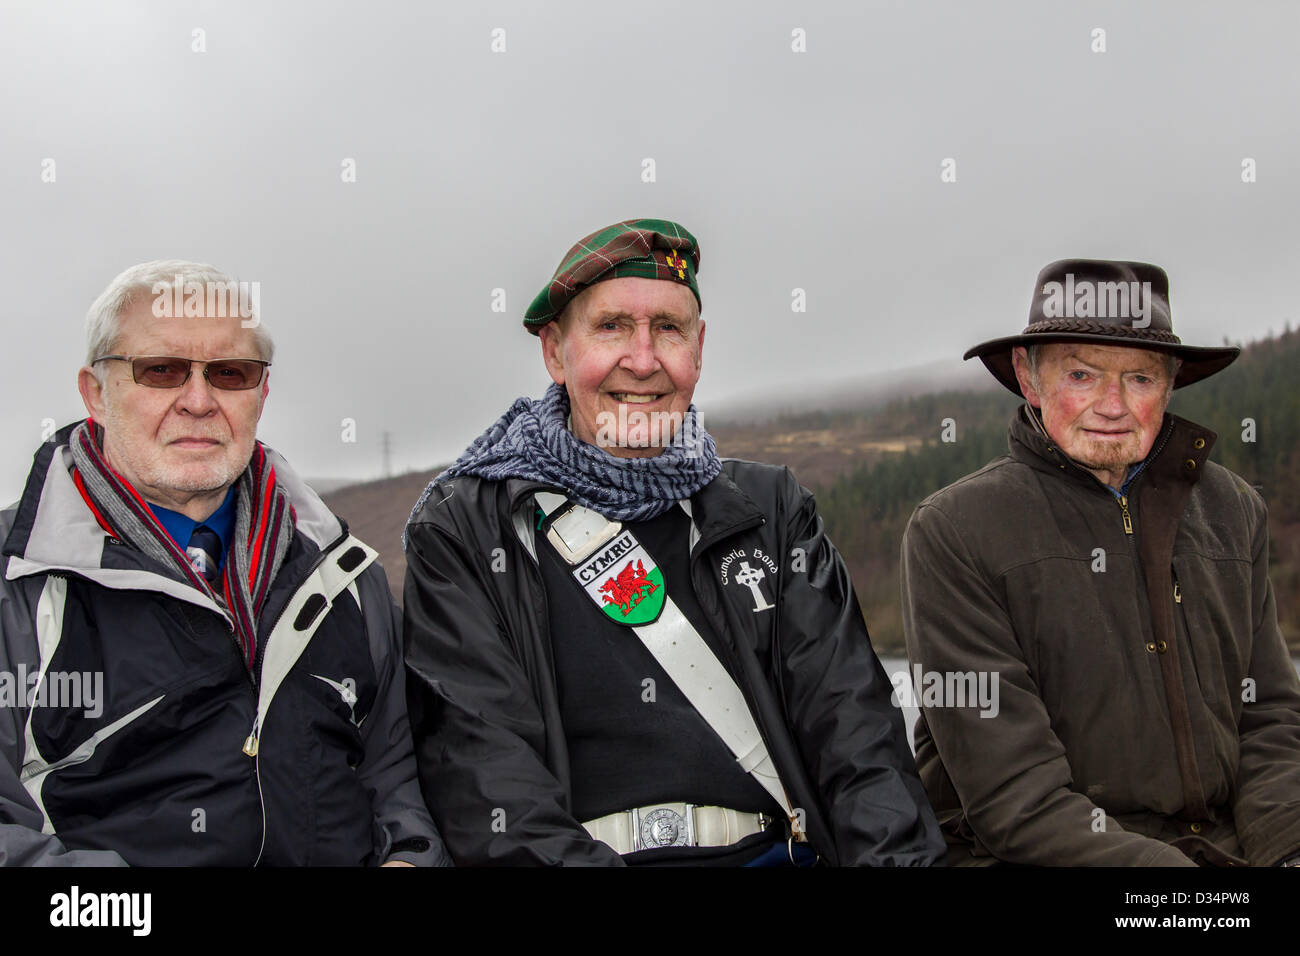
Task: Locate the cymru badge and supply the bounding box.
[571,529,666,626]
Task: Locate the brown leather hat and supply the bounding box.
[965,259,1240,396]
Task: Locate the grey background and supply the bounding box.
[2,0,1295,502]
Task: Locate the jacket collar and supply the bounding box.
[685,464,766,547]
[4,421,106,570]
[4,420,343,576]
[1007,403,1216,496]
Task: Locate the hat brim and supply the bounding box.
[963,333,1241,396]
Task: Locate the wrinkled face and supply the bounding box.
[77,295,269,513]
[1012,343,1174,486]
[539,276,705,459]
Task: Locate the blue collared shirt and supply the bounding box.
[148,486,238,572]
[1105,462,1146,500]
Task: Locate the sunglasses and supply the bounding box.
[93,355,270,390]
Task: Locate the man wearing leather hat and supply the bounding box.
[402,218,944,866]
[901,258,1300,866]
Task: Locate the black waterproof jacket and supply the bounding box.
[404,458,944,865]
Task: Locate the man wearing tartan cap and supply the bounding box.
[404,218,943,866]
[522,218,701,332]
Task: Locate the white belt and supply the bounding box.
[582,804,771,854]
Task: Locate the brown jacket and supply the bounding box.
[901,405,1300,866]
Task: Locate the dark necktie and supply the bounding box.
[186,525,223,583]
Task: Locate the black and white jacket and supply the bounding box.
[0,423,449,866]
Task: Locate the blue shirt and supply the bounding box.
[148,486,238,572]
[1105,462,1146,500]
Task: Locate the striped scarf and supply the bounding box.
[68,419,295,670]
[404,382,721,549]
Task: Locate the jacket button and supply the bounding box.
[1157,640,1168,654]
[1145,642,1157,653]
[1192,438,1206,449]
[1183,459,1197,471]
[1189,822,1202,834]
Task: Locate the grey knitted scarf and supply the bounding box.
[404,382,721,549]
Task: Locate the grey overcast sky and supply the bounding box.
[2,0,1296,502]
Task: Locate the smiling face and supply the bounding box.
[538,276,704,458]
[1011,342,1176,489]
[77,295,269,519]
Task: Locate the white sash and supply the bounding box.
[535,493,803,838]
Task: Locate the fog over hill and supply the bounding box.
[303,356,996,495]
[704,358,996,425]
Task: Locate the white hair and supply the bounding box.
[84,260,274,379]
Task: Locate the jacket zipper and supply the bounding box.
[221,595,267,864]
[240,528,349,866]
[1099,417,1177,536]
[240,529,348,758]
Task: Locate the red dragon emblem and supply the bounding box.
[598,559,658,616]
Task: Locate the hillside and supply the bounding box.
[323,469,444,599]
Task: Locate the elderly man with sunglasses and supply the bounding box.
[0,260,448,866]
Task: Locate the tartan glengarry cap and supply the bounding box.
[523,218,701,334]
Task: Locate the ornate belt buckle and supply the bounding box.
[633,804,695,850]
